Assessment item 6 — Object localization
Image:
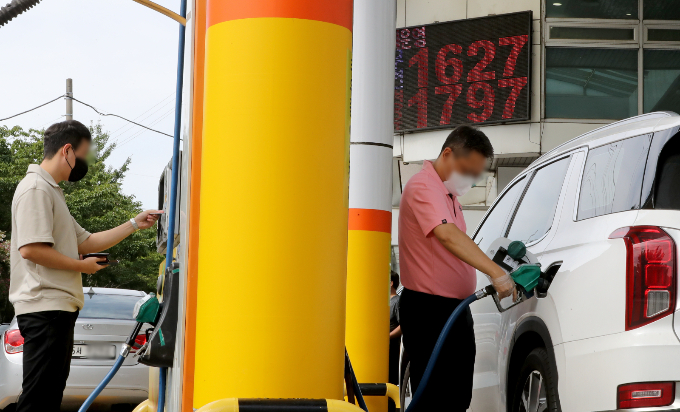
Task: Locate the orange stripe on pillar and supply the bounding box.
[181,0,206,410]
[348,209,391,233]
[206,0,353,31]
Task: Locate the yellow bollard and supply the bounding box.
[194,0,353,407]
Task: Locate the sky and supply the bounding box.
[0,0,183,209]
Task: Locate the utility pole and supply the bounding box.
[65,78,73,121]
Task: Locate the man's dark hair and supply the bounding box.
[43,120,92,159]
[391,271,400,288]
[439,125,494,160]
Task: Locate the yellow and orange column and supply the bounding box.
[194,0,353,408]
[345,1,397,412]
[181,0,206,410]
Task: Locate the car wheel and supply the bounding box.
[511,348,559,412]
[400,361,412,410]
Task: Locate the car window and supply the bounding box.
[654,134,680,209]
[474,176,528,253]
[79,294,142,320]
[577,134,651,220]
[507,157,571,244]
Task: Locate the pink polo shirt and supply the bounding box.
[398,161,476,299]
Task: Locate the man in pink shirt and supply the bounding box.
[399,125,515,411]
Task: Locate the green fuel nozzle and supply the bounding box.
[482,240,543,313]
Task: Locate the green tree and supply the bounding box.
[0,231,10,322]
[0,124,163,321]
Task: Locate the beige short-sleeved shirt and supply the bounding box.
[9,164,91,315]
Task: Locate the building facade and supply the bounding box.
[391,0,680,267]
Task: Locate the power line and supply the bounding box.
[72,97,173,138]
[109,93,174,137]
[110,97,175,144]
[41,115,64,129]
[0,94,176,142]
[0,94,64,122]
[116,107,176,148]
[116,108,175,147]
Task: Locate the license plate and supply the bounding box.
[72,344,116,359]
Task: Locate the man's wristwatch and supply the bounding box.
[130,218,140,232]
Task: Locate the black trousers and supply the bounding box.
[16,310,79,412]
[399,288,476,412]
[389,336,401,385]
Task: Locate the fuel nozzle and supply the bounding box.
[484,240,543,312]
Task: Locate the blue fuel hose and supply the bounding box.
[405,293,480,412]
[77,354,126,412]
[157,367,167,412]
[155,0,186,409]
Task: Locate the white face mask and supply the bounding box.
[444,171,476,197]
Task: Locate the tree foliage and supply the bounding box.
[0,124,163,321]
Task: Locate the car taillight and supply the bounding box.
[610,226,676,330]
[130,334,146,353]
[618,382,675,408]
[4,329,24,354]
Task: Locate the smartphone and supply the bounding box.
[98,260,118,266]
[82,253,109,259]
[149,212,164,216]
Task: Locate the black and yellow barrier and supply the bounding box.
[196,398,367,412]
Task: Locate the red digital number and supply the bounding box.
[498,77,528,119]
[409,47,428,88]
[408,88,428,128]
[411,27,427,48]
[467,40,496,82]
[499,35,529,78]
[435,84,463,125]
[394,89,404,130]
[435,44,463,85]
[467,82,495,123]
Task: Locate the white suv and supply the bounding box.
[403,112,680,412]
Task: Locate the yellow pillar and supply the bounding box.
[194,0,353,408]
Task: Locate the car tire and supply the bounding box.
[511,347,559,412]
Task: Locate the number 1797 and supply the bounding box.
[407,35,529,127]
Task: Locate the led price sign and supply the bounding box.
[394,11,532,132]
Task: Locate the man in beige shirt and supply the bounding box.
[10,120,161,412]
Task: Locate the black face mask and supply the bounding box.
[65,151,88,182]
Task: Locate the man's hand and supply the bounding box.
[490,272,516,300]
[78,210,163,255]
[79,257,108,275]
[134,210,163,230]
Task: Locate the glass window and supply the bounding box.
[550,27,635,41]
[546,0,638,19]
[507,157,571,244]
[647,29,680,42]
[644,50,680,114]
[474,177,528,253]
[80,294,142,320]
[577,134,652,220]
[644,1,680,21]
[546,48,638,119]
